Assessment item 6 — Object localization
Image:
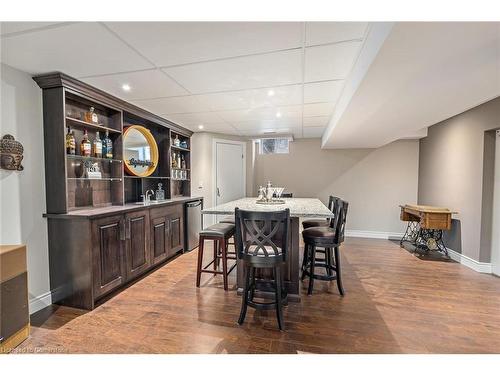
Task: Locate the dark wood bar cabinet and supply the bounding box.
[35,73,196,310]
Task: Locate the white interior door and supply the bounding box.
[491,130,500,276]
[215,141,245,220]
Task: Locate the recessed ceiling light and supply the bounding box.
[198,124,204,130]
[276,111,282,118]
[122,84,131,92]
[267,89,275,97]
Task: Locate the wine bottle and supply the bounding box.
[93,131,103,158]
[80,129,91,157]
[104,130,113,159]
[66,127,76,155]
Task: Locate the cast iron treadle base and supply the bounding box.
[400,221,450,258]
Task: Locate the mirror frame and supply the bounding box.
[123,125,159,177]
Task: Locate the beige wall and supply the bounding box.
[419,96,500,262]
[1,63,51,313]
[191,132,253,220]
[253,138,420,234]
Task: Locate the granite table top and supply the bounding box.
[202,197,333,218]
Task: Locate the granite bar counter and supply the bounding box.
[203,197,333,301]
[202,197,334,218]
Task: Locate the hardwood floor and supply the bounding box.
[13,238,500,354]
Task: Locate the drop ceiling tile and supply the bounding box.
[1,23,152,77]
[232,119,302,131]
[105,22,303,67]
[240,127,300,137]
[217,105,302,123]
[0,22,63,35]
[133,96,211,115]
[163,49,303,94]
[303,102,335,117]
[303,126,326,138]
[83,70,189,101]
[304,80,344,103]
[303,116,330,128]
[191,123,240,135]
[195,85,303,112]
[305,22,368,46]
[304,41,362,82]
[162,112,226,127]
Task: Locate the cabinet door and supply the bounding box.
[166,204,184,256]
[125,210,151,280]
[92,215,125,299]
[150,214,169,266]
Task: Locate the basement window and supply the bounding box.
[258,137,290,155]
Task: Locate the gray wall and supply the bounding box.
[419,96,500,262]
[0,63,51,312]
[253,138,420,234]
[191,132,253,226]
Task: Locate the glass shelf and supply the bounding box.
[66,116,121,134]
[66,154,122,163]
[67,177,122,181]
[170,145,190,152]
[124,176,170,179]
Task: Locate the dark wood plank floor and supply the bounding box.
[13,238,500,354]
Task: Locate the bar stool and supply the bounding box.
[300,196,340,277]
[301,195,339,229]
[235,208,290,331]
[219,215,237,260]
[196,222,237,291]
[301,200,348,296]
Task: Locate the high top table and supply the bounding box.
[202,198,334,301]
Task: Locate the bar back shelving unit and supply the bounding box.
[34,72,194,214]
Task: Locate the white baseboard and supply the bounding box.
[345,230,493,274]
[29,291,52,314]
[447,249,492,274]
[346,230,404,241]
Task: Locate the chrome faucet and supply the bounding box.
[145,190,155,204]
[141,190,155,205]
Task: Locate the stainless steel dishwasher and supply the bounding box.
[184,199,203,251]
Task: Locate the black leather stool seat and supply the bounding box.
[220,216,235,224]
[302,219,329,229]
[199,222,235,238]
[302,226,335,240]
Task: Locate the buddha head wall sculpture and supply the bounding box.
[0,134,24,171]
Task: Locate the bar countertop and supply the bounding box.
[44,196,204,219]
[202,197,333,218]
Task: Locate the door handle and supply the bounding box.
[217,187,221,197]
[120,220,126,241]
[126,220,131,240]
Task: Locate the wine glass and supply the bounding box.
[275,187,284,200]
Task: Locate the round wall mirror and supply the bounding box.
[123,125,159,177]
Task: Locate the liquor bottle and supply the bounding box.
[84,107,99,124]
[181,155,186,169]
[93,131,103,158]
[172,152,177,168]
[80,129,91,157]
[66,127,76,155]
[177,152,182,169]
[104,130,113,159]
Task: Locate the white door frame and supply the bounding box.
[212,138,246,211]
